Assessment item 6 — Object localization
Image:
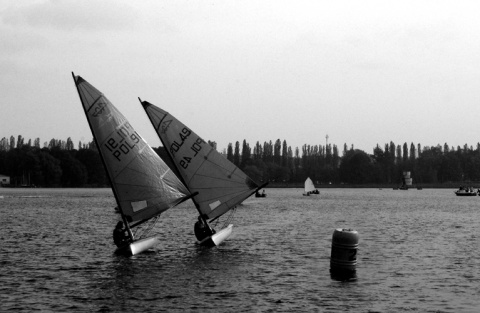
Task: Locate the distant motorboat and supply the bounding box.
[455,187,478,196]
[255,190,267,198]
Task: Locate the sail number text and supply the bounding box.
[169,127,205,169]
[104,124,141,161]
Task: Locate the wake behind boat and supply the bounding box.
[72,73,193,256]
[140,99,267,247]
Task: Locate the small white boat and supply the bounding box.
[303,177,319,196]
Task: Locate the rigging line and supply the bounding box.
[142,215,160,239]
[133,215,160,239]
[211,206,236,228]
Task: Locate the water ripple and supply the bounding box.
[1,188,479,312]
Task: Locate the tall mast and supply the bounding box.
[72,72,134,241]
[139,98,203,216]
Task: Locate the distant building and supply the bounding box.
[0,174,10,187]
[403,171,413,186]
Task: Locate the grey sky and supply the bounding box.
[2,0,480,153]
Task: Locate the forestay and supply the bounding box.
[73,74,190,223]
[140,100,260,220]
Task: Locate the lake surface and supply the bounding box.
[1,188,479,312]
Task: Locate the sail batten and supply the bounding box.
[72,73,190,225]
[140,100,262,220]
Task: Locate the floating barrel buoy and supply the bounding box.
[330,228,359,281]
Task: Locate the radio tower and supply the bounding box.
[326,134,329,147]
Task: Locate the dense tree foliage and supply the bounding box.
[1,135,480,187]
[0,136,105,187]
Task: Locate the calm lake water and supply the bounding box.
[1,187,479,312]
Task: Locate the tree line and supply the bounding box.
[1,135,479,187]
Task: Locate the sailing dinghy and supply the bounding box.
[72,73,192,256]
[303,177,319,196]
[139,99,267,247]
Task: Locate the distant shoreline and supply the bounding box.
[264,182,468,189]
[0,183,468,189]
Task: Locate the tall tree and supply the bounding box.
[233,141,240,166]
[402,142,408,162]
[263,141,273,163]
[66,137,74,151]
[396,145,402,164]
[241,139,251,166]
[17,135,24,148]
[410,143,416,161]
[227,143,233,162]
[274,139,281,165]
[10,136,15,150]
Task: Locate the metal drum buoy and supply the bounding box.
[330,228,359,281]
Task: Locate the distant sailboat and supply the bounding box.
[303,177,319,196]
[139,99,267,247]
[72,73,193,256]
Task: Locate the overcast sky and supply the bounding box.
[2,0,480,153]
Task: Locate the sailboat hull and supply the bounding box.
[199,224,233,247]
[115,236,159,256]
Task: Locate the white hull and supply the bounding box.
[199,224,233,247]
[116,236,159,256]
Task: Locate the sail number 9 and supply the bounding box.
[169,127,206,169]
[104,124,141,161]
[191,137,205,156]
[179,138,206,169]
[170,128,191,155]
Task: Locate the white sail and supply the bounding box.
[304,177,316,193]
[72,74,190,224]
[140,100,262,220]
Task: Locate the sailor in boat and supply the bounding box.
[113,221,131,247]
[194,216,215,242]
